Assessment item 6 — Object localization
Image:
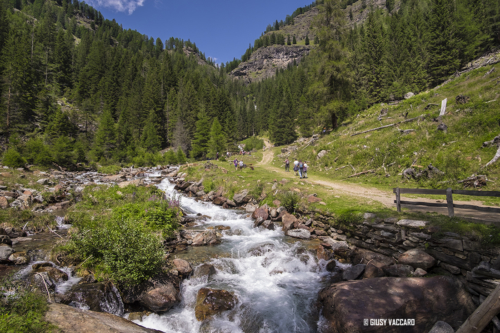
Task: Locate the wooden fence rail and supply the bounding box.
[393,187,500,217]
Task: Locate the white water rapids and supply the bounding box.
[130,178,343,333]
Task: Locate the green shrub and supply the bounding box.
[0,288,55,333]
[176,147,187,164]
[249,183,264,200]
[164,150,177,165]
[2,149,26,168]
[219,156,227,162]
[67,218,164,286]
[334,211,363,228]
[279,191,300,212]
[241,137,264,151]
[23,139,53,166]
[203,179,216,193]
[98,165,122,174]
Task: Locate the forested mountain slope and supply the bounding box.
[0,0,252,170]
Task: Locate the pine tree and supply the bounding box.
[190,109,210,159]
[305,35,310,45]
[93,109,116,159]
[287,35,291,45]
[176,147,187,164]
[269,87,297,145]
[428,0,460,85]
[292,35,297,44]
[208,118,226,159]
[142,110,162,152]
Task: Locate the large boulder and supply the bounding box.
[192,230,221,246]
[118,179,144,188]
[383,264,415,277]
[398,249,436,270]
[139,282,180,313]
[0,244,13,262]
[195,288,237,321]
[67,282,124,316]
[318,276,474,332]
[342,264,366,280]
[192,264,216,280]
[45,303,162,333]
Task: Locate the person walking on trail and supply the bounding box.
[293,159,299,176]
[298,160,304,179]
[233,158,238,171]
[239,160,244,170]
[285,158,290,172]
[303,162,308,178]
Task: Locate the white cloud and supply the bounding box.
[88,0,146,14]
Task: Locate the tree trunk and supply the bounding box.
[6,85,11,132]
[456,284,500,333]
[485,145,500,168]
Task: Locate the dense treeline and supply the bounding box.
[251,0,500,145]
[0,0,253,168]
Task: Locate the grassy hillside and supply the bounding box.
[274,57,500,205]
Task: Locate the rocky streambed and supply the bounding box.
[0,165,488,332]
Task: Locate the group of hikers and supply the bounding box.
[284,158,308,179]
[233,158,245,171]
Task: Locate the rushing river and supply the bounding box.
[131,177,340,333]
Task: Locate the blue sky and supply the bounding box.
[88,0,314,64]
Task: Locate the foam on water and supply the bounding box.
[130,179,336,332]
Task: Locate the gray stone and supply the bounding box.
[441,263,460,275]
[0,244,13,261]
[245,204,258,213]
[429,321,454,333]
[233,190,249,204]
[172,259,192,275]
[410,232,432,240]
[317,150,328,159]
[380,231,395,238]
[413,268,428,277]
[383,217,398,223]
[463,238,481,251]
[326,260,336,272]
[343,264,366,280]
[435,238,463,252]
[404,92,415,99]
[287,229,311,239]
[398,249,437,270]
[384,264,415,277]
[397,219,428,228]
[322,238,349,251]
[192,264,216,280]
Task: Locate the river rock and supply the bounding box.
[384,264,415,277]
[413,268,428,277]
[192,230,220,246]
[254,217,264,228]
[139,282,180,313]
[0,234,11,246]
[261,220,275,230]
[282,213,297,233]
[45,303,162,333]
[33,266,69,283]
[362,263,386,279]
[318,276,474,332]
[342,264,365,280]
[102,174,126,182]
[9,251,28,265]
[173,259,192,275]
[245,204,258,213]
[326,260,337,272]
[68,281,124,316]
[195,288,237,321]
[0,196,9,208]
[233,190,249,204]
[398,249,436,270]
[192,264,216,280]
[0,244,13,261]
[252,207,269,220]
[287,229,311,239]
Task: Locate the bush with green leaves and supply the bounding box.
[0,287,55,332]
[177,147,187,164]
[66,218,164,286]
[2,148,26,168]
[23,139,53,166]
[279,191,300,212]
[203,179,216,193]
[241,137,264,151]
[164,150,178,165]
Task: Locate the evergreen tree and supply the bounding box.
[269,87,297,145]
[93,109,116,159]
[190,109,210,159]
[287,35,291,45]
[176,146,187,164]
[428,0,460,85]
[208,118,226,159]
[305,35,310,45]
[292,35,297,44]
[142,110,162,152]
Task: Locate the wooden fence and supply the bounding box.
[393,188,500,217]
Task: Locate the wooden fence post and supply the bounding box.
[396,188,401,213]
[446,188,454,217]
[456,284,500,333]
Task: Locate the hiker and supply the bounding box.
[303,162,308,178]
[293,159,299,176]
[299,160,304,179]
[285,158,290,172]
[233,158,238,171]
[239,160,244,170]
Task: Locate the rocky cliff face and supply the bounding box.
[230,45,311,84]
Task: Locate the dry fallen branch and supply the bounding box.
[347,170,375,178]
